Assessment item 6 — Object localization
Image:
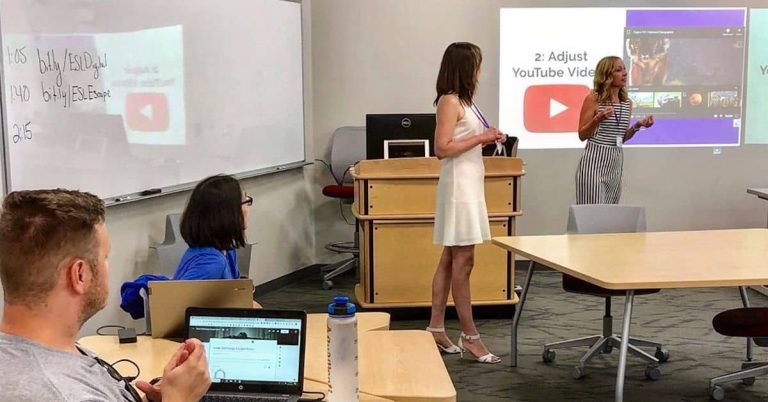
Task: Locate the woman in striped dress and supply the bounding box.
[575,56,654,204]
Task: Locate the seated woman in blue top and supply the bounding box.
[173,174,252,280]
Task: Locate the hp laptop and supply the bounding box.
[185,307,307,402]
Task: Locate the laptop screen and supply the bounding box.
[187,314,303,386]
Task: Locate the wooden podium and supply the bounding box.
[351,157,524,308]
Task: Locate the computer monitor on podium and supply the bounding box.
[366,114,436,160]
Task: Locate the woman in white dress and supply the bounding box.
[427,42,505,364]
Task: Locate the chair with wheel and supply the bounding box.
[541,204,669,380]
[319,126,366,289]
[708,307,768,400]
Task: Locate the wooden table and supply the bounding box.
[493,229,768,402]
[747,188,768,296]
[307,312,391,334]
[304,330,455,402]
[80,313,456,401]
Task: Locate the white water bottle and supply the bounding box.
[327,296,358,402]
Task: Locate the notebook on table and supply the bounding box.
[185,307,307,402]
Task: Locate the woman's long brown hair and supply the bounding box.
[434,42,482,106]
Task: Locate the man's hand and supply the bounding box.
[136,339,211,402]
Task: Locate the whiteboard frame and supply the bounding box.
[0,0,308,205]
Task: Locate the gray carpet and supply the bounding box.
[258,267,768,401]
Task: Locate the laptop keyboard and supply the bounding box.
[201,395,290,402]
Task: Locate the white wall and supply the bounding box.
[310,0,768,240]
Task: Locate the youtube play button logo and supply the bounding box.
[126,93,170,132]
[523,84,590,133]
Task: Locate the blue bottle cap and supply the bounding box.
[328,295,356,316]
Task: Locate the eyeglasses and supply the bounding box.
[92,356,143,402]
[242,195,253,206]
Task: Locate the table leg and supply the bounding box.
[739,286,753,361]
[511,260,536,367]
[616,290,635,402]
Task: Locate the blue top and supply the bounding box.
[173,247,240,280]
[120,274,169,319]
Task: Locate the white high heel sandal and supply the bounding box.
[426,327,462,354]
[458,332,501,364]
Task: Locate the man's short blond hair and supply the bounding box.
[0,189,104,307]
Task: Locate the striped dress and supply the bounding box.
[575,98,631,204]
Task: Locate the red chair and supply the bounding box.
[320,127,365,289]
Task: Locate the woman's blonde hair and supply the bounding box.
[593,56,628,104]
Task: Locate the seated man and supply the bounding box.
[0,189,211,402]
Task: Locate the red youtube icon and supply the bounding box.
[523,84,590,133]
[126,93,169,132]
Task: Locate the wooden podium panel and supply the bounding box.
[365,177,516,216]
[352,157,524,308]
[367,179,437,215]
[368,218,511,304]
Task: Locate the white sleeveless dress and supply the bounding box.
[433,103,491,246]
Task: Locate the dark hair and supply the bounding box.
[181,175,246,250]
[434,42,483,106]
[0,189,104,307]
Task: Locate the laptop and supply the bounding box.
[185,307,307,402]
[148,279,254,338]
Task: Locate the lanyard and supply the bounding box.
[612,102,623,127]
[470,103,505,156]
[470,103,490,128]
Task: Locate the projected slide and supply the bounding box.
[500,8,746,149]
[4,26,185,148]
[100,26,186,146]
[745,9,768,144]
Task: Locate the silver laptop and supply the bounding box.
[186,307,307,402]
[149,279,254,339]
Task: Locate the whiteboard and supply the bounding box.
[0,0,305,200]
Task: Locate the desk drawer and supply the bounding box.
[364,178,516,216]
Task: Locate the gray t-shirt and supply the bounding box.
[0,331,136,402]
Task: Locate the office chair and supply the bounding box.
[541,204,669,380]
[150,213,254,278]
[320,126,366,289]
[709,307,768,400]
[150,213,186,277]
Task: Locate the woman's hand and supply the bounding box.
[636,115,654,128]
[594,107,613,123]
[480,127,502,145]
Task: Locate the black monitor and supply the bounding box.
[366,113,436,160]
